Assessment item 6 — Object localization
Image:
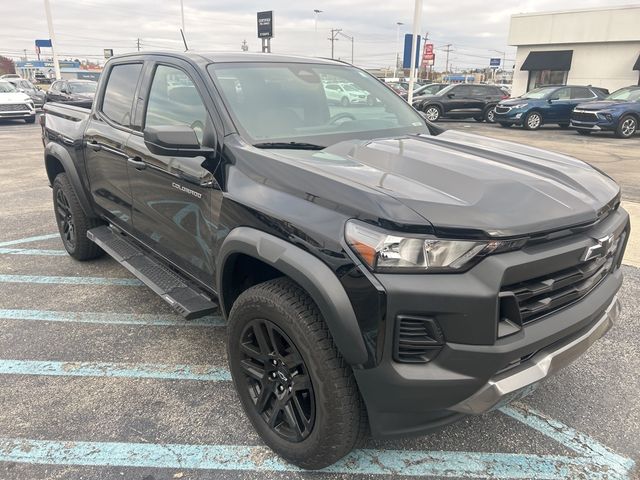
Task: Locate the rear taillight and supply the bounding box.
[501,95,510,100]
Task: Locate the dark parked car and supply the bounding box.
[45,79,97,106]
[33,72,53,84]
[414,84,509,122]
[42,52,628,469]
[494,85,608,130]
[570,86,640,138]
[7,78,46,108]
[402,82,448,100]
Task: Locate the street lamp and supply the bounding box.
[394,21,404,78]
[313,9,323,56]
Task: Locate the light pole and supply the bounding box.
[313,9,322,56]
[490,49,506,83]
[180,0,185,35]
[394,21,403,78]
[407,0,423,104]
[43,0,61,80]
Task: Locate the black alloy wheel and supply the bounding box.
[239,318,315,442]
[55,188,76,250]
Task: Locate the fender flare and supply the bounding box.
[44,142,96,218]
[217,227,369,366]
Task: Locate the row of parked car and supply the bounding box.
[408,81,640,138]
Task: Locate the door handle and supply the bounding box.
[87,141,101,151]
[127,156,147,170]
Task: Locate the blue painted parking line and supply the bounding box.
[502,403,634,476]
[0,233,59,248]
[0,274,142,286]
[0,247,67,256]
[0,438,621,478]
[0,309,225,327]
[0,359,231,382]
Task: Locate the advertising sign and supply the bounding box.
[257,11,274,38]
[104,49,114,59]
[490,58,501,68]
[402,34,421,69]
[422,42,435,63]
[35,39,52,48]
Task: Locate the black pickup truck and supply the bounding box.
[42,52,629,469]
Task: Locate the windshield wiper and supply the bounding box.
[253,141,325,150]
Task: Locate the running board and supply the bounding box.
[87,226,218,320]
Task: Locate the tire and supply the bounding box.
[616,115,637,139]
[52,173,103,261]
[227,278,367,469]
[424,105,441,122]
[577,129,592,136]
[25,115,36,124]
[558,123,570,129]
[523,111,542,130]
[499,122,512,128]
[340,96,350,107]
[484,106,496,123]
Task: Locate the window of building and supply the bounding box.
[101,63,143,127]
[527,70,568,91]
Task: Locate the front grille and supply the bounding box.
[572,111,598,122]
[495,106,511,114]
[394,315,444,363]
[501,232,625,324]
[0,103,28,112]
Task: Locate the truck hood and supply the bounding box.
[274,131,619,237]
[0,92,30,104]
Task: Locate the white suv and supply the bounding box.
[0,80,36,123]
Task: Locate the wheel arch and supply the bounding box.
[217,227,369,366]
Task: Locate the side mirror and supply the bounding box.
[548,97,559,103]
[143,125,214,157]
[447,93,455,98]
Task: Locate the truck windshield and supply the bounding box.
[0,81,17,93]
[208,62,428,146]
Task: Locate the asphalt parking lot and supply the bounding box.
[0,118,638,479]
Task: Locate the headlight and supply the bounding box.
[345,220,525,273]
[512,103,528,109]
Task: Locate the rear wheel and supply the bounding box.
[616,115,637,138]
[424,105,441,122]
[523,111,542,130]
[227,278,367,469]
[52,174,103,261]
[484,106,496,123]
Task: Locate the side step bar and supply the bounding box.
[87,226,218,320]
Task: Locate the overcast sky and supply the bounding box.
[2,0,634,71]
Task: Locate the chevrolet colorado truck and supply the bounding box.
[42,52,629,469]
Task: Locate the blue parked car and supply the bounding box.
[570,86,640,139]
[493,85,608,130]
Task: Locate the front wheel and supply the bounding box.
[424,105,441,122]
[484,106,496,123]
[616,115,637,138]
[523,111,542,130]
[340,96,350,107]
[52,174,103,261]
[227,278,367,469]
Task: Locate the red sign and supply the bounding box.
[422,42,435,63]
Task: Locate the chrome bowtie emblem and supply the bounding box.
[582,234,614,262]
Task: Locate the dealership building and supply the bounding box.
[508,5,640,96]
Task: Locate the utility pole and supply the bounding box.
[329,28,341,59]
[43,0,61,80]
[313,9,322,56]
[407,0,423,105]
[136,38,141,52]
[337,31,354,64]
[443,44,452,81]
[394,22,403,78]
[241,39,248,52]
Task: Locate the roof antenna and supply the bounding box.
[180,28,189,51]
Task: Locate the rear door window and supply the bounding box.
[101,63,143,127]
[570,87,595,100]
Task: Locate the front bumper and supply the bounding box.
[0,106,36,119]
[493,109,526,124]
[353,208,629,439]
[451,294,620,414]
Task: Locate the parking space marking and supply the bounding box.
[0,234,59,248]
[0,309,224,327]
[0,274,143,286]
[0,438,624,479]
[0,247,66,256]
[502,404,634,476]
[0,359,231,381]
